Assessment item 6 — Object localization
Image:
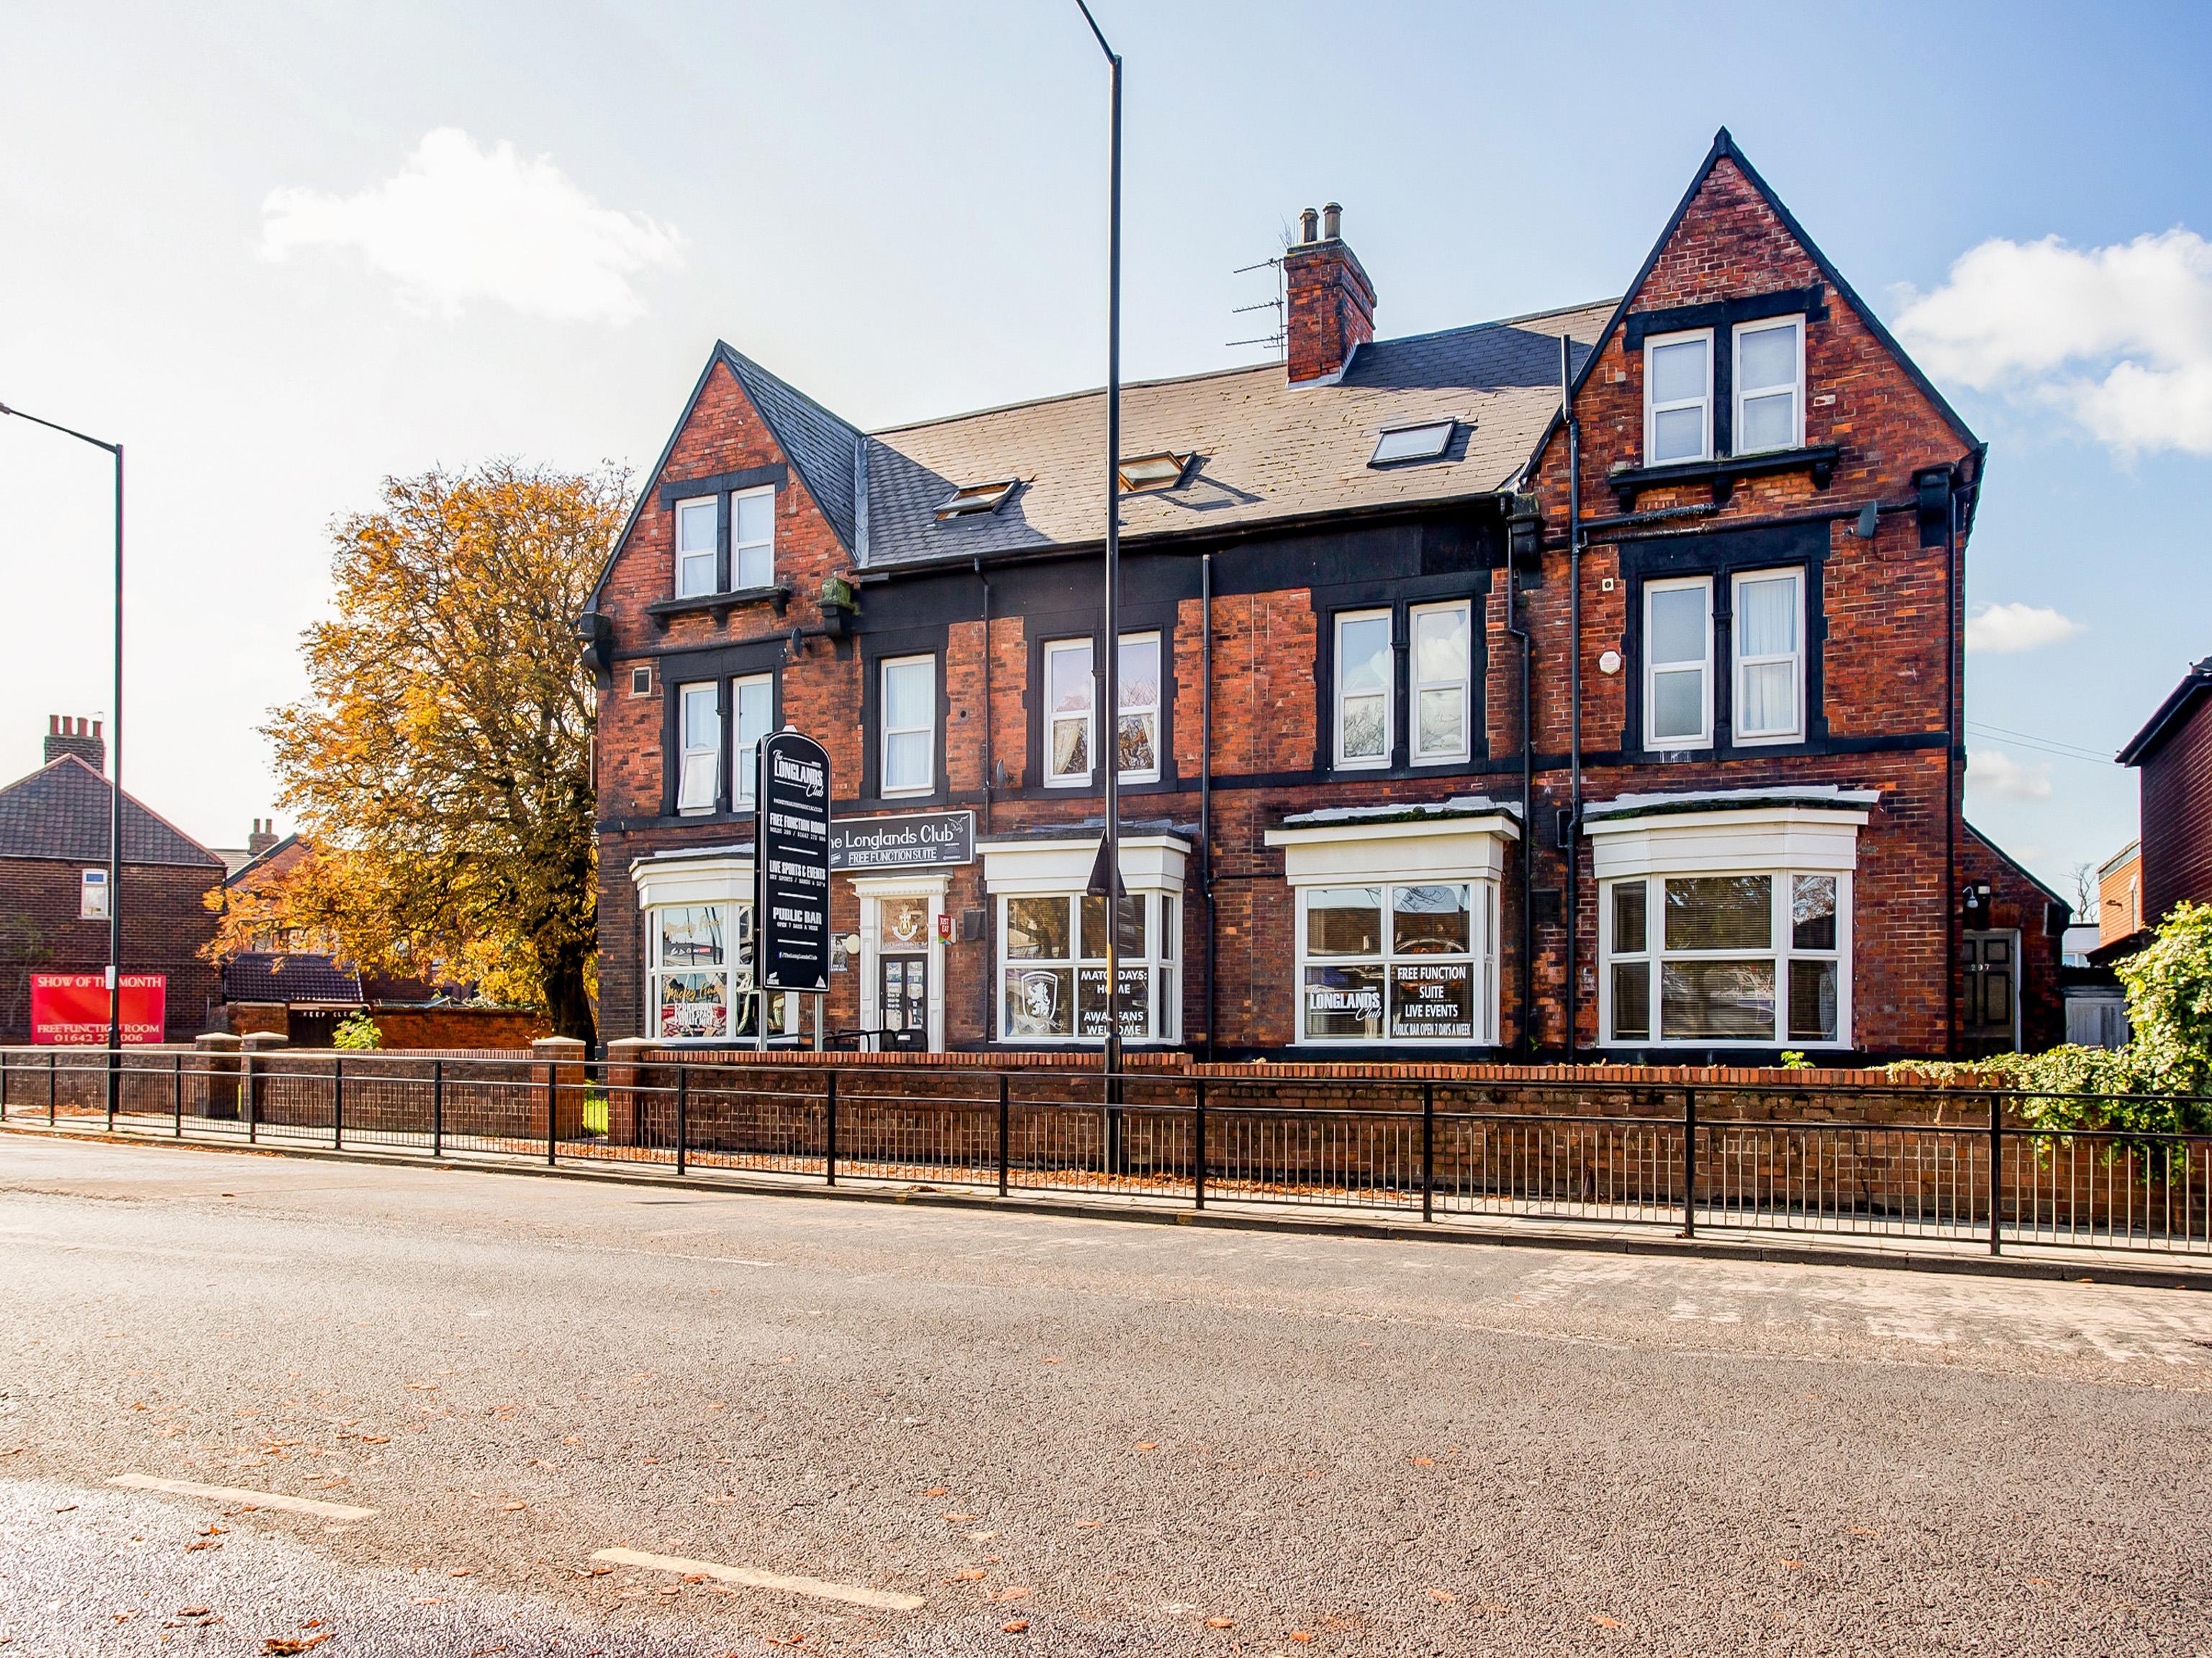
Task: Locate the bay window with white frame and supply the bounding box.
[1644,329,1713,464]
[1333,610,1392,768]
[879,655,935,797]
[1732,316,1805,455]
[641,892,799,1043]
[676,683,720,815]
[1643,577,1713,749]
[1297,882,1499,1043]
[998,890,1179,1043]
[1043,633,1161,787]
[1602,870,1846,1046]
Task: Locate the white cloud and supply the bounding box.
[259,128,685,324]
[1894,229,2212,456]
[1968,748,2054,802]
[1964,601,2085,655]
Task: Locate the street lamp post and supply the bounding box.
[0,402,124,1117]
[1075,0,1125,1083]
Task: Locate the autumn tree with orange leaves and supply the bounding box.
[260,461,625,1043]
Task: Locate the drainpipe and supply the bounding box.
[1200,552,1216,1062]
[1944,474,1959,1057]
[1562,337,1583,1066]
[1505,545,1536,1059]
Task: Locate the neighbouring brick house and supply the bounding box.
[0,717,223,1042]
[579,130,2062,1063]
[2110,656,2212,953]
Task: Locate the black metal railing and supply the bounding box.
[4,1046,2208,1260]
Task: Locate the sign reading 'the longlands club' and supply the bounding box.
[829,809,974,871]
[753,730,832,992]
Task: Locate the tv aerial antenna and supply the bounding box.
[1227,253,1284,358]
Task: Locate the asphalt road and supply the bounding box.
[1,1137,2208,1657]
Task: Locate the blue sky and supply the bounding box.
[2,1,2206,904]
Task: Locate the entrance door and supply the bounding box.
[879,953,928,1046]
[1961,930,2018,1056]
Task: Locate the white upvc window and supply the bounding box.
[645,900,797,1043]
[997,890,1178,1043]
[1044,638,1094,787]
[1733,316,1805,456]
[731,673,774,807]
[1644,576,1713,749]
[1410,600,1472,763]
[1045,634,1160,786]
[677,682,720,815]
[1731,567,1804,743]
[1601,871,1848,1046]
[1116,632,1161,782]
[674,497,717,597]
[1644,329,1713,464]
[1334,610,1392,769]
[1296,882,1499,1044]
[732,485,775,589]
[880,655,935,797]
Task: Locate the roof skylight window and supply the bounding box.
[1369,420,1458,467]
[935,479,1020,520]
[1116,451,1191,492]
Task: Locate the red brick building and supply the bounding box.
[581,131,2062,1063]
[0,717,224,1042]
[2114,656,2212,942]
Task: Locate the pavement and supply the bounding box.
[2,1137,2208,1657]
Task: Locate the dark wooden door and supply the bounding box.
[1961,930,2018,1056]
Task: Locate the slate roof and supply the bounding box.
[0,756,223,868]
[221,951,365,1006]
[720,345,864,553]
[856,299,1613,568]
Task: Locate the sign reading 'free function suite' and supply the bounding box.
[754,730,831,992]
[830,810,974,871]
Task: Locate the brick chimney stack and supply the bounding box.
[1284,200,1376,386]
[44,715,105,773]
[247,818,280,856]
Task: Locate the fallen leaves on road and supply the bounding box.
[946,1570,987,1583]
[942,1512,976,1523]
[448,1569,473,1578]
[409,1596,447,1605]
[575,1566,614,1579]
[994,1586,1031,1603]
[185,1539,221,1553]
[1204,1616,1233,1628]
[1410,1457,1434,1467]
[113,1611,141,1624]
[177,1607,210,1618]
[1040,1358,1060,1365]
[358,1435,391,1445]
[1590,1615,1621,1628]
[262,1638,331,1655]
[923,1487,948,1497]
[1000,1621,1028,1634]
[1782,1561,1802,1570]
[406,1383,438,1392]
[1135,1442,1156,1451]
[1288,1633,1313,1644]
[500,1502,527,1512]
[1426,1589,1455,1603]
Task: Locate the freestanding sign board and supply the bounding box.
[754,729,832,994]
[30,972,165,1044]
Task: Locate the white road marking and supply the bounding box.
[589,1546,923,1611]
[106,1474,376,1521]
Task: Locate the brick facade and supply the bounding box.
[584,133,2060,1065]
[0,856,222,1042]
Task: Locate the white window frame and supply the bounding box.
[644,898,801,1044]
[994,889,1179,1045]
[731,484,776,590]
[1115,632,1161,784]
[1043,637,1096,788]
[731,672,774,807]
[676,681,720,815]
[1292,881,1498,1046]
[1643,328,1714,466]
[1730,567,1805,745]
[674,495,717,598]
[1643,576,1714,751]
[1731,315,1805,456]
[879,654,935,798]
[1598,871,1850,1048]
[1409,599,1472,764]
[1333,609,1393,771]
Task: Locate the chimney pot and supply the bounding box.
[42,714,106,771]
[1282,200,1376,385]
[1321,201,1342,240]
[1298,206,1319,244]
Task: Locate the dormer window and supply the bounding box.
[1116,452,1189,492]
[1643,330,1713,465]
[935,479,1020,520]
[1369,420,1456,467]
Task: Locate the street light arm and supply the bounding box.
[0,401,120,455]
[1074,0,1118,63]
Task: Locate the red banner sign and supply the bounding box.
[29,973,166,1045]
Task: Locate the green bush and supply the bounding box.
[332,1013,382,1051]
[1884,900,2212,1136]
